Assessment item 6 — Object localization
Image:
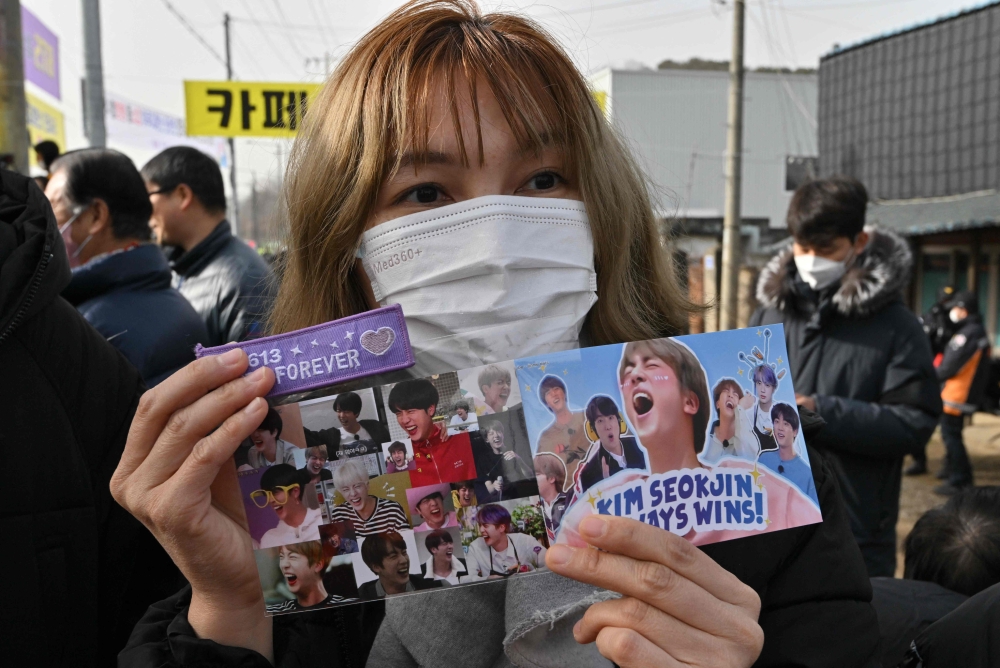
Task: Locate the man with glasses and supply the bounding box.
[141,146,272,345]
[254,465,322,548]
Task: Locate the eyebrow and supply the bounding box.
[396,150,457,170]
[394,135,560,172]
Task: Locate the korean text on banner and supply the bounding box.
[184,81,321,138]
[26,92,65,154]
[21,6,60,100]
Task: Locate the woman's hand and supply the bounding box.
[110,350,276,660]
[545,515,763,668]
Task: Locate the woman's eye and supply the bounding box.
[403,185,442,204]
[527,172,558,190]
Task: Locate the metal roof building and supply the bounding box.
[818,2,1000,346]
[590,68,818,231]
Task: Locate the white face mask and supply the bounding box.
[360,195,597,375]
[949,308,966,324]
[793,252,851,291]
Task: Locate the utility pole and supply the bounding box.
[81,0,106,147]
[719,0,745,331]
[224,12,239,237]
[250,173,258,244]
[0,0,28,172]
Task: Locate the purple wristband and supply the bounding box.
[195,304,414,397]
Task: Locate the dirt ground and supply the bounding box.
[896,412,1000,576]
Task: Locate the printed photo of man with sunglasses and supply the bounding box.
[253,464,323,548]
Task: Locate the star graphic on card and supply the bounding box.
[310,339,319,347]
[329,341,339,349]
[345,331,354,341]
[776,356,783,364]
[290,345,303,356]
[586,488,603,509]
[738,368,744,376]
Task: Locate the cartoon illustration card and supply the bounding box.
[235,326,821,615]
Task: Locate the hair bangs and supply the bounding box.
[385,6,578,173]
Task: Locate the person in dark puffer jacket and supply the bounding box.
[47,148,209,386]
[0,169,180,666]
[751,176,941,578]
[141,146,273,346]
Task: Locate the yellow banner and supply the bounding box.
[25,91,65,168]
[184,81,321,138]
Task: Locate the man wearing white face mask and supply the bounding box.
[751,176,941,578]
[46,149,208,387]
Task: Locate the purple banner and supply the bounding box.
[195,305,414,397]
[21,6,60,100]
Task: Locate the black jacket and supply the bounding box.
[870,577,967,668]
[118,411,881,668]
[937,314,991,415]
[900,583,1000,668]
[751,228,941,577]
[0,172,179,666]
[358,574,443,600]
[62,243,209,386]
[168,220,273,346]
[577,435,647,493]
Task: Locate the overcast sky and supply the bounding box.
[22,0,984,199]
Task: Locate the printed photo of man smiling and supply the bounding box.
[386,378,478,486]
[532,338,822,546]
[266,540,357,614]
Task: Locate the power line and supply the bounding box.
[307,0,337,51]
[237,1,299,73]
[159,0,228,72]
[268,0,308,61]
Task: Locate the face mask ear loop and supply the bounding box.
[58,205,84,235]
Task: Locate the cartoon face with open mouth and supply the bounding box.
[395,407,435,442]
[417,495,445,526]
[338,481,370,510]
[483,378,511,409]
[543,386,567,412]
[716,386,741,419]
[250,427,277,453]
[620,350,689,444]
[279,546,322,595]
[487,428,505,453]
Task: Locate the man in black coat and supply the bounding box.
[934,290,991,494]
[47,149,209,387]
[751,176,941,577]
[0,170,179,665]
[141,146,273,346]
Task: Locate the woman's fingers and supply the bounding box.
[592,626,684,668]
[547,539,749,639]
[116,350,250,479]
[175,397,269,495]
[573,515,758,612]
[576,596,762,667]
[128,366,274,491]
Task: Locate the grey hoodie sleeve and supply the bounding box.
[813,317,942,459]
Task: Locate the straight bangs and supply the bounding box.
[389,10,586,176]
[272,0,694,341]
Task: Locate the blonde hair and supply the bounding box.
[332,458,369,489]
[270,0,692,341]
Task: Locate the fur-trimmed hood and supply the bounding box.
[756,226,912,319]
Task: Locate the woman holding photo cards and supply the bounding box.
[113,2,879,667]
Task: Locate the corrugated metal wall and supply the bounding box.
[819,3,1000,200]
[592,68,818,229]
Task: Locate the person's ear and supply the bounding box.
[853,230,870,254]
[683,390,700,416]
[84,199,111,236]
[427,404,436,419]
[176,183,196,211]
[370,563,382,575]
[313,560,325,574]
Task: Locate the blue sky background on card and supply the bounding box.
[515,326,810,468]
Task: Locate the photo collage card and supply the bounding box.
[238,326,822,615]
